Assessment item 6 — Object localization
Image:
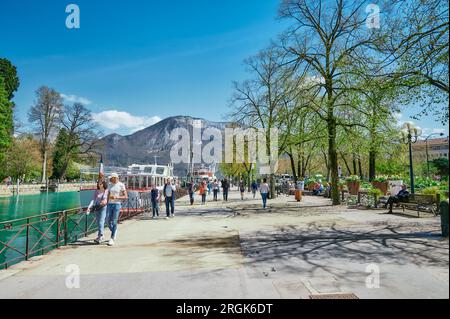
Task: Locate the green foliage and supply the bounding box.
[2,135,41,181]
[65,162,81,181]
[373,175,388,182]
[346,175,361,183]
[376,162,405,177]
[429,158,449,178]
[415,177,440,189]
[368,188,384,197]
[0,58,20,100]
[0,76,13,170]
[51,128,78,180]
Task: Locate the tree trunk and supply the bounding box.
[352,153,357,175]
[369,150,376,181]
[358,157,363,180]
[41,150,47,184]
[328,119,340,205]
[288,152,298,182]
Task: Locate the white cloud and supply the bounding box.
[92,110,161,132]
[61,94,92,105]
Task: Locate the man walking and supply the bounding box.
[163,178,176,218]
[221,178,229,202]
[150,184,160,219]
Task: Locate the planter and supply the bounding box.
[347,181,360,195]
[372,181,389,195]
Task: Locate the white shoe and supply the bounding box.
[165,217,169,220]
[108,238,115,246]
[94,236,103,244]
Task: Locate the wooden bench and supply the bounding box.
[379,194,441,217]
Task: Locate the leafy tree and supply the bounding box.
[0,58,20,101]
[2,135,41,181]
[429,157,449,178]
[0,76,13,171]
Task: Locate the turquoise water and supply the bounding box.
[0,191,94,222]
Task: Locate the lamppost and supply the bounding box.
[425,132,445,178]
[401,122,422,194]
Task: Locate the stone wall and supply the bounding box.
[0,183,97,197]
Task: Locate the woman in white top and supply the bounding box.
[106,173,128,246]
[260,178,270,209]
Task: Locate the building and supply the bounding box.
[412,137,449,161]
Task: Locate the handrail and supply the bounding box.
[0,193,152,270]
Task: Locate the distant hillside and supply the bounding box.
[97,115,229,176]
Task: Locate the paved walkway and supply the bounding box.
[0,190,448,299]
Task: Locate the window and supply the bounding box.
[156,167,165,175]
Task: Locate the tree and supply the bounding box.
[429,157,449,178]
[230,47,295,198]
[2,134,41,181]
[0,76,13,171]
[379,0,449,124]
[51,103,101,180]
[28,86,63,183]
[280,0,380,204]
[0,58,20,101]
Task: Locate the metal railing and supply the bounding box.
[0,192,152,270]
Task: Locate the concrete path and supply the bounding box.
[0,190,448,299]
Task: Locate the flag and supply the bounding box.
[98,154,105,180]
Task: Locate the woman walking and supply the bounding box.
[212,179,219,201]
[260,178,270,209]
[239,179,245,200]
[87,180,109,244]
[106,173,128,246]
[199,180,207,205]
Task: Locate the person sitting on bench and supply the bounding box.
[386,184,410,213]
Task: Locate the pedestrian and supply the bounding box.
[251,180,258,199]
[207,181,212,195]
[239,179,245,200]
[106,173,128,246]
[212,179,219,201]
[199,180,207,205]
[163,178,176,219]
[260,178,270,209]
[221,178,229,201]
[86,180,109,244]
[150,184,160,218]
[187,179,195,205]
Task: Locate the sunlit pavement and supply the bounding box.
[0,190,448,299]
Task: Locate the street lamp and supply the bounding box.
[425,132,445,178]
[401,121,422,194]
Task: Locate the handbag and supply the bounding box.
[91,191,107,213]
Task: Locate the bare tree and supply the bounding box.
[28,86,63,183]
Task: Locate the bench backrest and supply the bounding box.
[409,194,437,204]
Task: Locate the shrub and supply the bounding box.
[346,175,360,183]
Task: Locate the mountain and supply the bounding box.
[98,115,229,176]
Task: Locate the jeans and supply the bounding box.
[202,193,206,204]
[189,192,194,205]
[261,193,268,209]
[106,203,121,239]
[213,190,218,201]
[96,206,107,238]
[252,190,256,198]
[151,201,159,217]
[165,196,175,216]
[223,189,228,201]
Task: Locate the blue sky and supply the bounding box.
[0,0,448,137]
